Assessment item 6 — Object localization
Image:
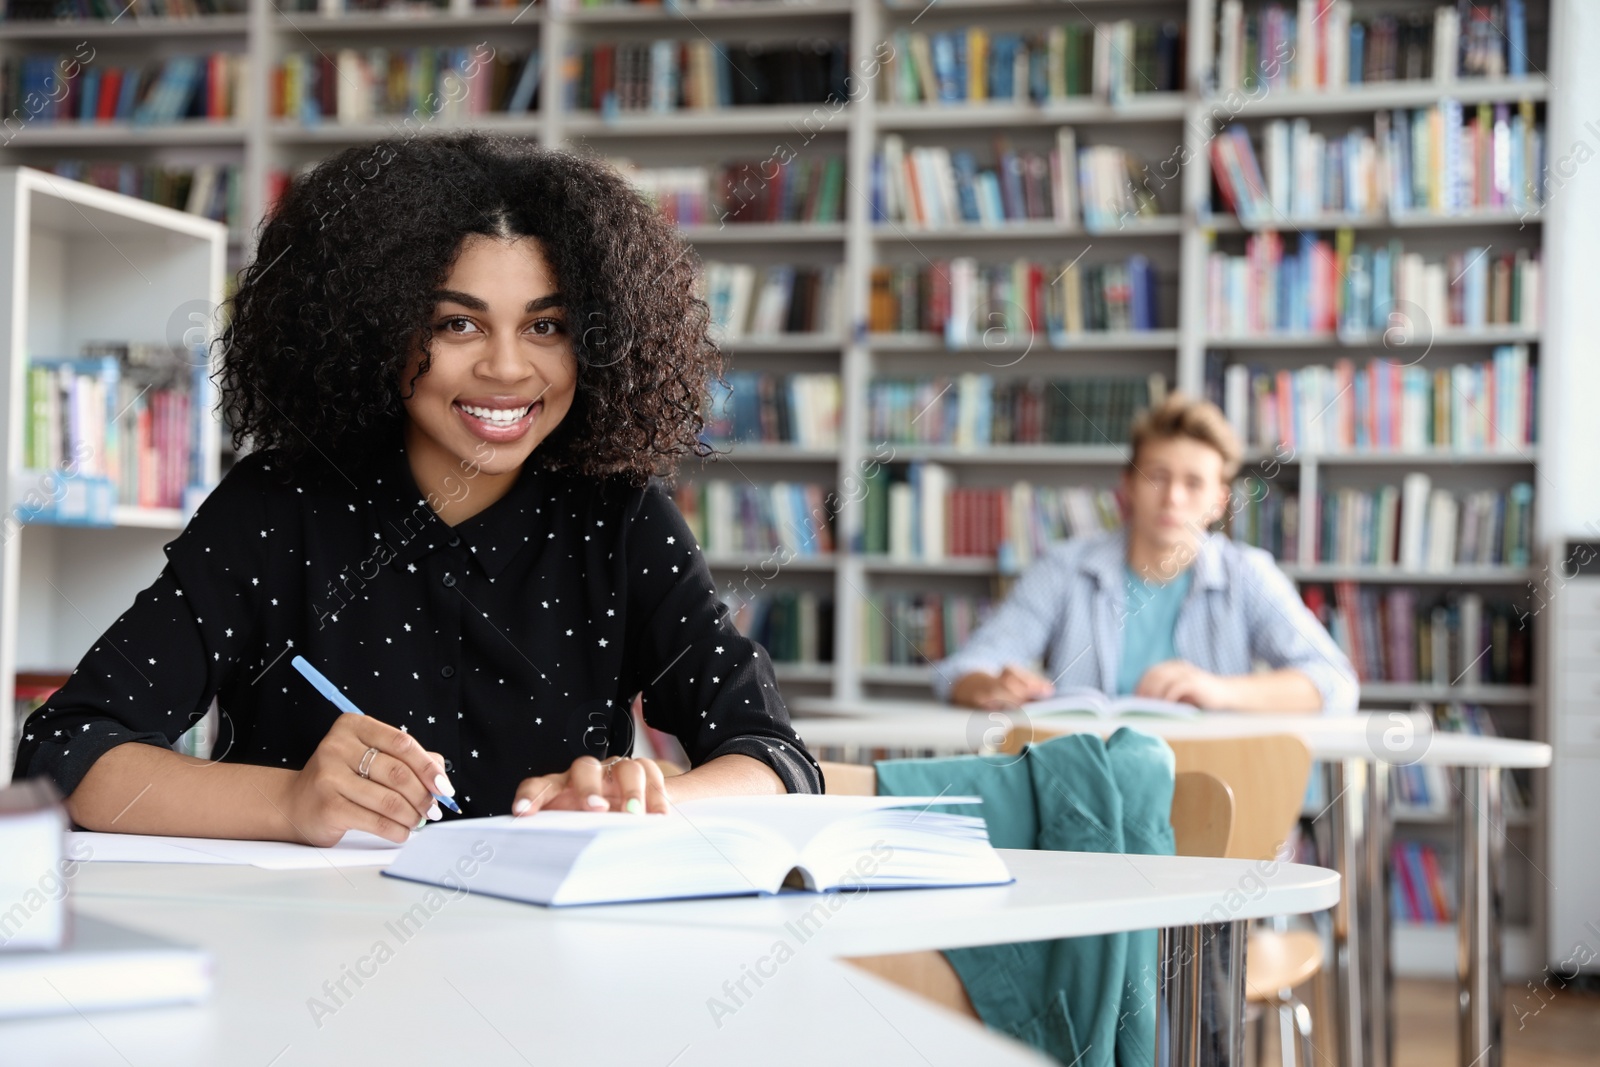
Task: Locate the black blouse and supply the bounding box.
[16,437,823,815]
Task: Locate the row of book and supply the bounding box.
[618,157,845,226]
[1300,585,1531,686]
[1229,474,1300,563]
[287,0,520,11]
[701,372,841,449]
[2,52,243,125]
[1215,346,1537,454]
[22,347,211,519]
[868,256,1163,341]
[48,160,242,234]
[858,465,1122,567]
[274,47,535,124]
[566,40,847,113]
[866,374,1164,449]
[877,22,1183,107]
[1390,703,1531,815]
[858,592,995,668]
[1214,102,1543,222]
[1310,480,1534,570]
[1215,0,1533,91]
[875,133,1157,231]
[1205,233,1541,337]
[1390,841,1454,924]
[672,481,835,559]
[2,0,242,18]
[720,591,833,668]
[701,263,843,339]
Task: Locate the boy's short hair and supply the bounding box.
[1128,392,1242,481]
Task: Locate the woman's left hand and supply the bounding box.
[510,754,670,817]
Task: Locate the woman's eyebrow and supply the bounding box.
[432,289,483,310]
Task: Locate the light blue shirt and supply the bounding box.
[1116,565,1193,695]
[931,530,1358,714]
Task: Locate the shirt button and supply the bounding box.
[440,665,456,679]
[442,573,456,588]
[448,536,461,547]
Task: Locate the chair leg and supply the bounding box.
[1293,997,1315,1067]
[1277,999,1299,1067]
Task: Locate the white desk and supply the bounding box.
[789,698,1553,1067]
[6,850,1339,1066]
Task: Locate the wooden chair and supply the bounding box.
[820,759,1237,1018]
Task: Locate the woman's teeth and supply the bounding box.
[458,403,532,424]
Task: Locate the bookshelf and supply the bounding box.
[0,0,1571,979]
[0,166,228,780]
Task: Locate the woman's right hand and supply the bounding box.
[278,714,454,846]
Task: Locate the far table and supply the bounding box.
[789,699,1552,1067]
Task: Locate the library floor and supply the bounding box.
[1393,978,1600,1067]
[1252,978,1600,1067]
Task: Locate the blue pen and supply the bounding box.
[291,655,462,815]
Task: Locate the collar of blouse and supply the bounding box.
[362,440,554,581]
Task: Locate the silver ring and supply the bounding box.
[357,746,380,779]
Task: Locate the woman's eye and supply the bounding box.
[439,316,476,334]
[530,318,567,336]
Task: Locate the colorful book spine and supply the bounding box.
[858,470,1121,567]
[701,372,841,449]
[866,374,1163,448]
[1215,0,1528,90]
[879,21,1181,106]
[1301,584,1531,687]
[859,591,996,667]
[568,39,847,112]
[275,45,525,123]
[1207,233,1539,337]
[1217,346,1534,454]
[869,256,1160,339]
[673,481,835,559]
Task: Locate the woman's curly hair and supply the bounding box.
[219,132,721,486]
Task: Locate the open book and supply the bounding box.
[1022,687,1198,719]
[383,794,1013,907]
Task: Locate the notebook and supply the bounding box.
[1022,687,1199,719]
[0,912,211,1019]
[383,793,1013,906]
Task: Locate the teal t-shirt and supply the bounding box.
[1115,565,1194,696]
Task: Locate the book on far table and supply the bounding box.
[383,794,1014,907]
[1021,687,1199,719]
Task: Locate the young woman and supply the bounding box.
[15,134,822,845]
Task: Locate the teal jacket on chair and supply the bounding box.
[874,728,1176,1067]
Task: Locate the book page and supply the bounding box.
[69,829,401,869]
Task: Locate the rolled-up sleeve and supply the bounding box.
[1237,550,1360,715]
[931,545,1070,703]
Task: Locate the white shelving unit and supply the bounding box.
[0,167,228,779]
[0,0,1569,978]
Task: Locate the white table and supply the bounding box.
[4,849,1339,1066]
[789,698,1553,1067]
